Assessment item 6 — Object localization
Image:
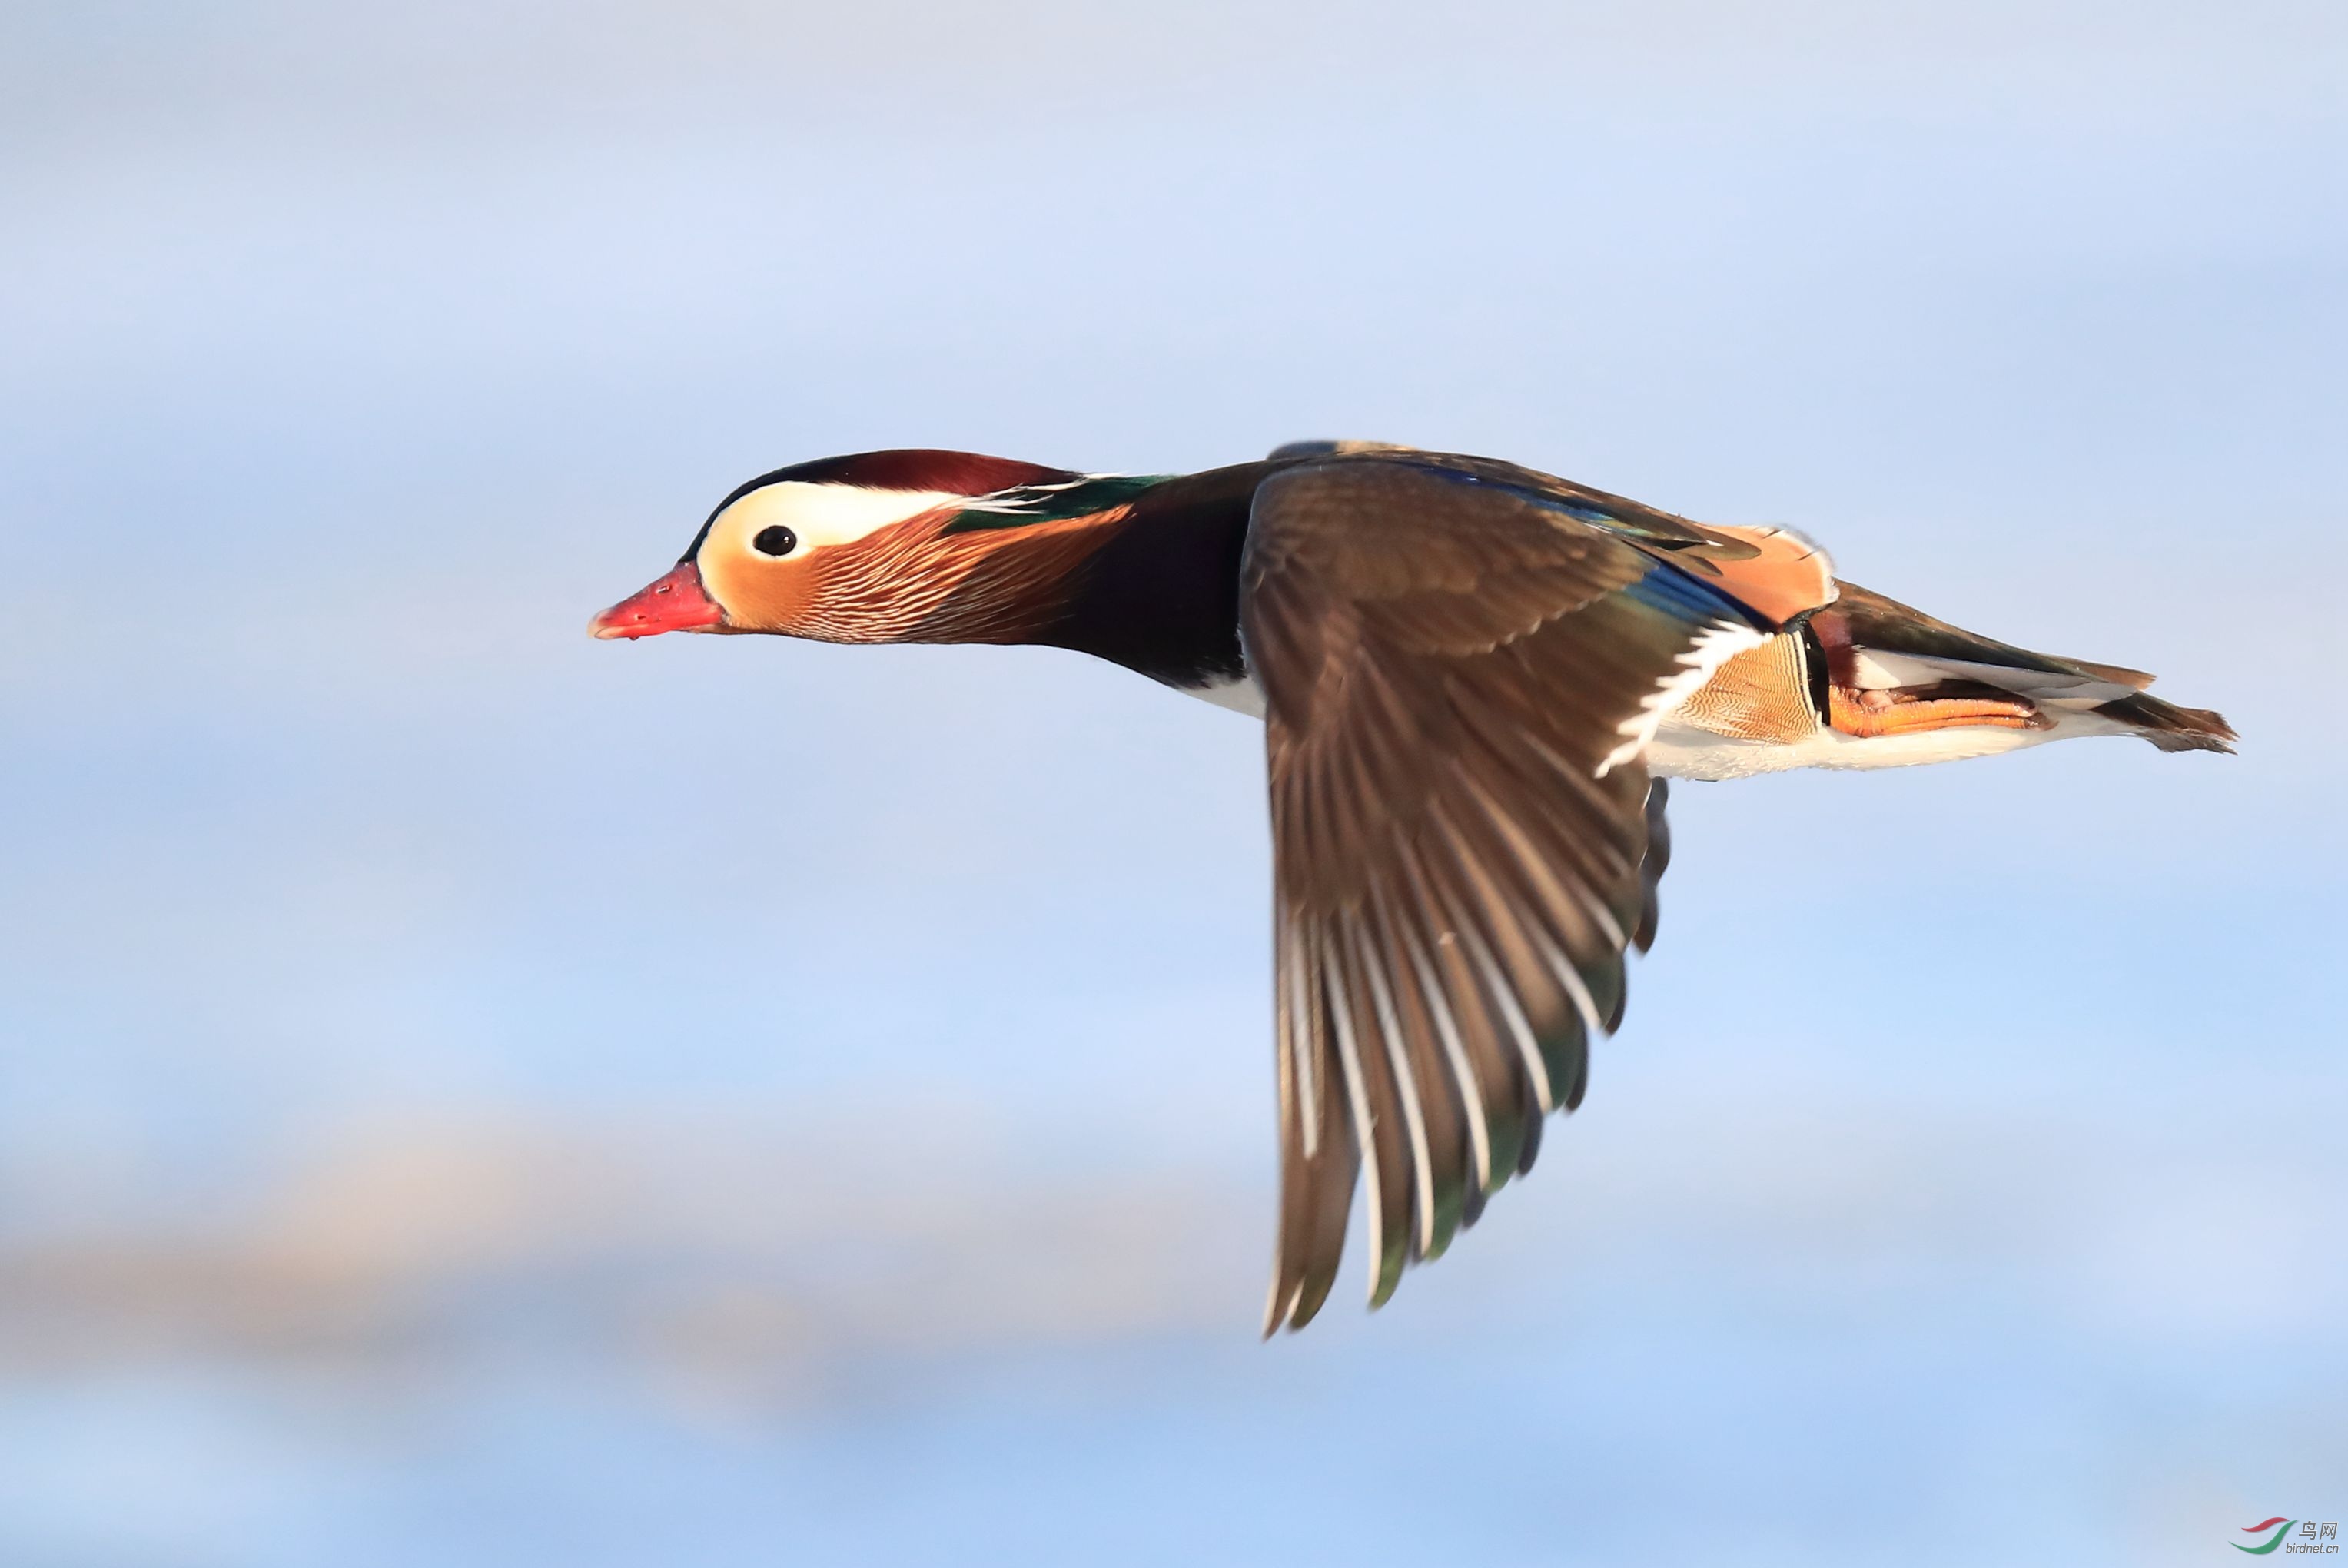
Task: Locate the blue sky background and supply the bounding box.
[2,2,2342,1563]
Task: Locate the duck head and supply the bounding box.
[589,449,1131,645]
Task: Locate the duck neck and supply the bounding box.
[1027,462,1271,693]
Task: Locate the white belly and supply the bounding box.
[1176,671,1267,718]
[1643,709,2134,781]
[1170,671,2131,779]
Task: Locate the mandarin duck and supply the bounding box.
[592,442,2234,1330]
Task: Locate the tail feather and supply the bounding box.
[2058,656,2155,692]
[2094,692,2237,753]
[1822,581,2234,756]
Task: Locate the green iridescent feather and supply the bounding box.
[941,474,1172,533]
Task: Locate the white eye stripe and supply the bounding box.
[712,483,965,555]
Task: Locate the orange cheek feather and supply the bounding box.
[699,553,822,633]
[709,508,1127,645]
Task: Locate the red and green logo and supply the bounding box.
[2236,1520,2296,1555]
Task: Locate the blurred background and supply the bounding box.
[3,1,2343,1563]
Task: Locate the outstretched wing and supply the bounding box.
[1241,455,1809,1330]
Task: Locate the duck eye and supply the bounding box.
[751,525,799,557]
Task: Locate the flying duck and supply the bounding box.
[591,442,2234,1331]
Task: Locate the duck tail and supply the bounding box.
[1815,583,2237,755]
[2092,690,2237,754]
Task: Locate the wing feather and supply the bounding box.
[1246,454,1826,1329]
[1323,921,1411,1305]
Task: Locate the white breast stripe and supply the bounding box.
[1596,620,1771,777]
